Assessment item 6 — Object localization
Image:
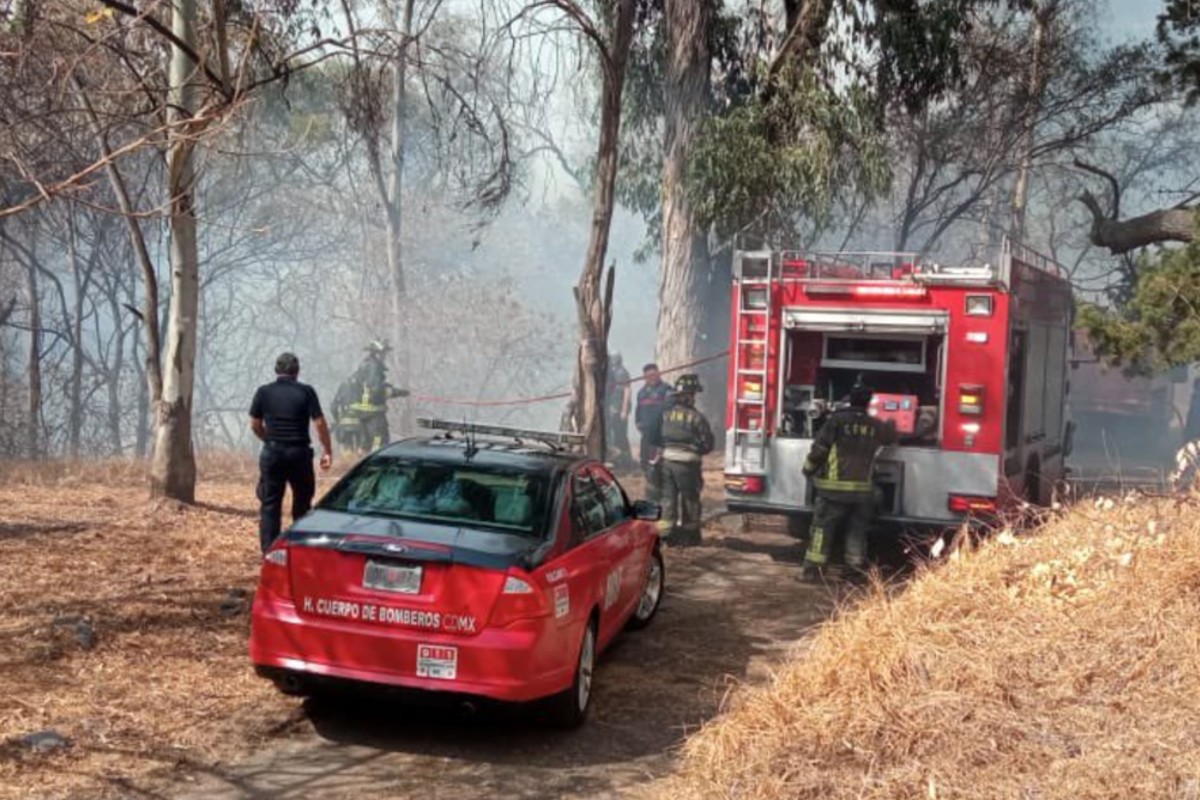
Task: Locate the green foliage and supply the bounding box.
[686,70,890,242]
[1158,0,1200,103]
[1081,236,1200,373]
[614,0,1012,252]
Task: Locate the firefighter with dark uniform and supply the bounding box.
[658,374,715,547]
[606,353,635,469]
[801,383,896,582]
[634,362,673,501]
[340,340,410,452]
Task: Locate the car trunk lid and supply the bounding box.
[285,510,542,637]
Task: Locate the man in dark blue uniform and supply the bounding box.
[634,362,673,501]
[250,352,333,553]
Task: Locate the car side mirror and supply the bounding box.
[631,500,661,521]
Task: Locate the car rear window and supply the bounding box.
[320,457,549,535]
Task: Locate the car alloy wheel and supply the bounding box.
[547,619,597,728]
[627,546,664,630]
[576,623,595,713]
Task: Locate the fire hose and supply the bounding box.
[404,350,731,408]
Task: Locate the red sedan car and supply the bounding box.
[250,420,665,727]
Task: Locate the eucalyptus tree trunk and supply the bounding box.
[385,0,416,435]
[573,0,636,458]
[24,256,41,459]
[150,0,200,501]
[1009,1,1056,240]
[66,212,85,458]
[656,0,717,423]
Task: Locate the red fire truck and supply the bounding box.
[724,238,1073,530]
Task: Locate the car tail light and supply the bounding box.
[258,542,292,600]
[725,474,764,494]
[959,384,984,415]
[489,570,550,628]
[503,575,534,594]
[948,494,997,514]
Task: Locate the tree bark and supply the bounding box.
[24,253,41,459]
[107,292,126,456]
[151,0,200,501]
[134,331,150,458]
[573,0,636,458]
[1009,1,1056,240]
[657,0,718,423]
[66,210,86,459]
[385,0,417,436]
[1077,192,1197,254]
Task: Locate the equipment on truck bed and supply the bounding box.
[724,237,1073,528]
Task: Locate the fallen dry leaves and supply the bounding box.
[0,455,344,800]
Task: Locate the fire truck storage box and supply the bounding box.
[868,393,919,434]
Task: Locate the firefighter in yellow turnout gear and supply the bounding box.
[801,384,896,582]
[332,341,409,453]
[658,374,715,547]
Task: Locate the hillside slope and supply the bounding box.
[647,497,1200,800]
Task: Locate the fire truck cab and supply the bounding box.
[724,238,1073,530]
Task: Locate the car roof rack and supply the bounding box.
[417,418,586,453]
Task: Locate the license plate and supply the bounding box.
[416,644,457,680]
[363,560,422,594]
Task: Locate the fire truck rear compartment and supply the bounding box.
[778,329,944,446]
[731,326,1001,526]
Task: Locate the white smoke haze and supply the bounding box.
[0,0,1189,464]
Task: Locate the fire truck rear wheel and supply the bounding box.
[787,515,810,540]
[1025,462,1046,507]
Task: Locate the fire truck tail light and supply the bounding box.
[725,474,765,494]
[948,495,998,514]
[959,384,984,415]
[966,295,994,316]
[743,287,768,309]
[960,423,981,434]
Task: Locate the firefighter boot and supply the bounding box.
[802,494,841,582]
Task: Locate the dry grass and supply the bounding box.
[0,457,345,800]
[647,494,1200,800]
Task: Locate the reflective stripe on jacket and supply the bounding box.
[803,408,896,498]
[660,401,715,459]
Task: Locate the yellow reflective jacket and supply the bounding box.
[803,408,896,498]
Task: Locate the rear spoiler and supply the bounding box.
[286,528,546,572]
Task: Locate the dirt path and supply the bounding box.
[165,517,838,800]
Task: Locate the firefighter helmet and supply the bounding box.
[365,339,391,354]
[849,383,873,408]
[675,374,703,394]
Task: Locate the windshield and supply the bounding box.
[320,457,550,535]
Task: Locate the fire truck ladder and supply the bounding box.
[732,249,774,472]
